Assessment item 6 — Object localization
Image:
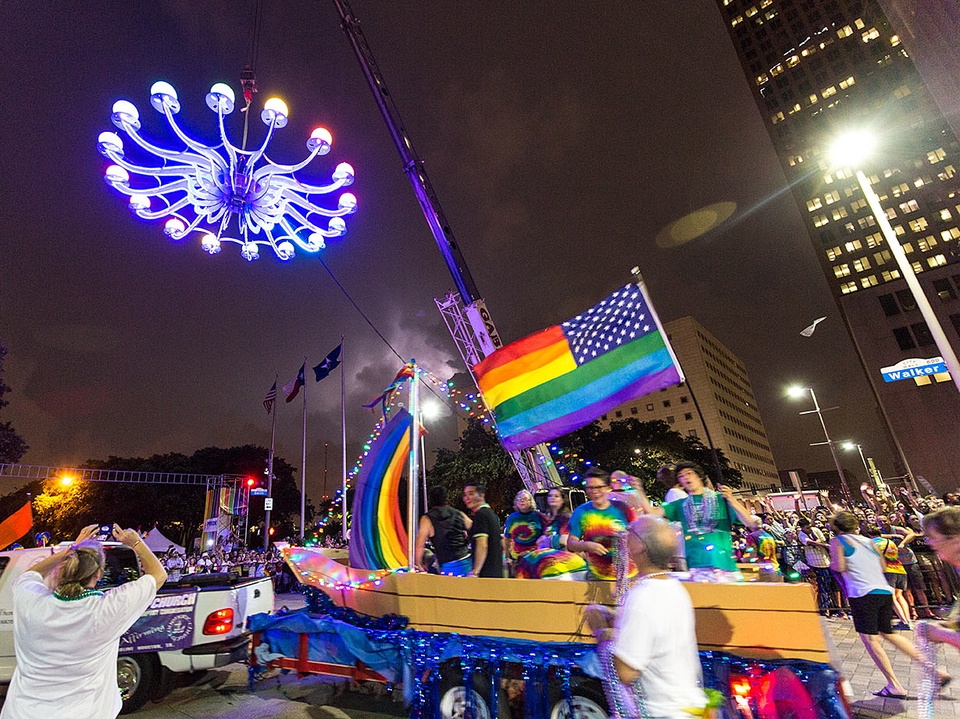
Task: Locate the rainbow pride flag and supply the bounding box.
[474,283,683,452]
[348,408,414,570]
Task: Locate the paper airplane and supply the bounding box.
[800,317,826,337]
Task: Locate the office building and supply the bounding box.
[715,0,960,489]
[599,316,780,492]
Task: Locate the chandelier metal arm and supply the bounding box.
[252,149,324,178]
[102,152,204,181]
[158,106,230,171]
[267,174,349,195]
[134,196,195,221]
[280,191,346,219]
[118,118,227,173]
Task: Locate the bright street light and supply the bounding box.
[420,399,442,421]
[841,441,876,489]
[787,385,852,501]
[830,130,960,395]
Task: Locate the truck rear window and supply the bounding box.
[96,546,141,589]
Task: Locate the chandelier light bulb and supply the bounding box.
[128,195,150,212]
[97,132,123,155]
[201,233,221,254]
[164,218,186,237]
[332,162,355,185]
[97,82,359,260]
[277,241,295,260]
[104,165,129,186]
[206,83,235,114]
[111,100,140,130]
[261,97,288,128]
[338,192,358,213]
[308,127,332,154]
[149,81,180,114]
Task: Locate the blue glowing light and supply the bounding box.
[98,81,358,261]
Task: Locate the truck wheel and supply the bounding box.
[118,653,159,714]
[549,684,608,719]
[439,685,492,719]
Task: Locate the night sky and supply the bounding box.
[0,1,894,500]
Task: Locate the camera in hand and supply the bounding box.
[96,524,113,541]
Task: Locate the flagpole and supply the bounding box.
[340,337,348,544]
[264,373,278,551]
[300,356,307,541]
[407,361,420,570]
[632,266,725,487]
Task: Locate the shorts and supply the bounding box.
[884,571,908,591]
[439,556,472,576]
[849,592,895,635]
[904,563,925,591]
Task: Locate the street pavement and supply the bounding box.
[827,614,960,719]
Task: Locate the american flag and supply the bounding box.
[561,284,654,364]
[263,381,277,415]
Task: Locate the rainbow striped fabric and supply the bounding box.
[348,408,413,570]
[473,283,682,452]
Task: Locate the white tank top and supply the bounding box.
[838,533,892,598]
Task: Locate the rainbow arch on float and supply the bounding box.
[348,408,413,570]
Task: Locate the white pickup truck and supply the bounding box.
[0,543,274,713]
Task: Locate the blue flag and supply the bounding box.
[313,343,343,382]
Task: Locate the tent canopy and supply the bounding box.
[143,525,184,554]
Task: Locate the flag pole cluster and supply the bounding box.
[264,342,344,414]
[473,282,683,452]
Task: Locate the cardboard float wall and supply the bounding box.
[320,571,828,663]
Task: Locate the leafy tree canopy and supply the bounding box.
[554,418,743,500]
[19,446,308,549]
[0,343,28,463]
[427,418,519,515]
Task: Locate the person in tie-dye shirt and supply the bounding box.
[503,490,547,574]
[566,468,637,580]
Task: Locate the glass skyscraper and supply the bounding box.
[715,0,960,489]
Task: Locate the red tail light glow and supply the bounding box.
[203,608,234,635]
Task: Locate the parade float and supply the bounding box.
[246,393,852,719]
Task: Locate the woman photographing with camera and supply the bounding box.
[1,523,167,719]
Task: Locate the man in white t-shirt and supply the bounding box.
[586,516,706,718]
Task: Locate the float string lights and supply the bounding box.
[97,81,358,261]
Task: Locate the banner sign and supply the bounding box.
[120,589,198,653]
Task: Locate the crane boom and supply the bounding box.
[331,0,560,490]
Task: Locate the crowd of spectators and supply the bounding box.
[730,485,960,620]
[156,533,344,594]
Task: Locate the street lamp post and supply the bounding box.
[789,386,852,502]
[832,132,960,394]
[842,441,877,490]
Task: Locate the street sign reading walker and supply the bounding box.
[881,356,947,383]
[250,487,268,496]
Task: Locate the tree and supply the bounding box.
[0,343,28,463]
[554,419,743,501]
[25,446,308,548]
[427,418,519,515]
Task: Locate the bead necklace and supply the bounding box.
[53,588,104,602]
[638,571,672,581]
[682,490,719,535]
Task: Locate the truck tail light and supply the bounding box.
[728,674,757,718]
[202,608,234,635]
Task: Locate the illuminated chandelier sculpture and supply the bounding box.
[97,81,357,261]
